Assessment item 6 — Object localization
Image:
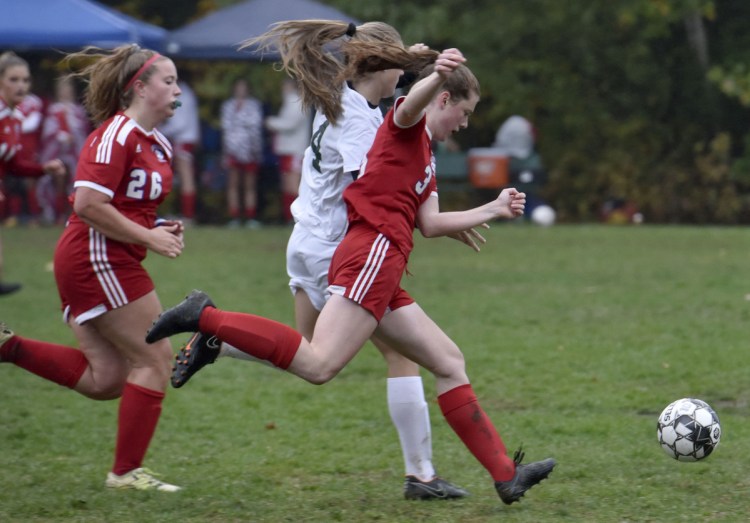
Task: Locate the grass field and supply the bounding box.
[0,223,748,522]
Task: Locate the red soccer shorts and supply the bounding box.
[224,155,258,173]
[328,222,414,321]
[173,142,196,159]
[278,154,302,174]
[54,228,155,324]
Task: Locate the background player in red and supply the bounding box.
[38,75,90,224]
[0,45,184,491]
[0,51,65,295]
[158,77,199,226]
[6,90,45,226]
[148,48,556,504]
[264,77,309,225]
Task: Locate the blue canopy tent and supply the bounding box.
[0,0,167,51]
[166,0,358,60]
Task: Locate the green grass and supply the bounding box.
[1,223,749,522]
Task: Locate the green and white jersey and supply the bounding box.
[291,83,383,242]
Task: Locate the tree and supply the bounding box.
[329,0,748,222]
[102,0,750,222]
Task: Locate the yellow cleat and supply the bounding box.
[105,468,181,492]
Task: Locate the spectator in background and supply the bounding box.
[220,78,263,228]
[265,78,310,224]
[0,51,65,295]
[493,115,547,214]
[4,90,45,227]
[159,78,199,226]
[38,76,90,225]
[493,115,534,159]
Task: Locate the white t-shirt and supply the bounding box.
[291,83,383,242]
[159,81,200,146]
[220,95,263,163]
[265,90,310,156]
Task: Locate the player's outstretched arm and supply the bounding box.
[416,188,526,238]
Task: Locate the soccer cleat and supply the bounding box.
[495,448,556,505]
[404,475,469,500]
[0,282,21,296]
[171,332,221,388]
[145,290,214,343]
[105,467,181,492]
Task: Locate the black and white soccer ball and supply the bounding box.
[657,398,721,462]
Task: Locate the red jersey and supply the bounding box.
[40,100,90,170]
[0,97,44,179]
[53,113,174,319]
[17,93,44,162]
[62,112,174,262]
[343,96,438,258]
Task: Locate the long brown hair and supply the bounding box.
[0,51,28,78]
[414,62,481,103]
[242,20,437,124]
[63,45,164,125]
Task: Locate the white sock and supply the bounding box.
[219,342,276,368]
[387,376,436,480]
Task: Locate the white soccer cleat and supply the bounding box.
[105,467,181,492]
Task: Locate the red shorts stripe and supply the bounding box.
[89,229,128,308]
[350,233,389,303]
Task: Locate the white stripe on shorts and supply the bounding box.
[349,233,389,304]
[89,228,128,308]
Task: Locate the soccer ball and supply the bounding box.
[530,205,556,226]
[656,398,721,462]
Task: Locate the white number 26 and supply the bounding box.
[126,169,163,200]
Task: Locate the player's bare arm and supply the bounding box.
[73,187,184,258]
[416,189,525,239]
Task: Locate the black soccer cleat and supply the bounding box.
[404,475,469,500]
[0,282,21,296]
[171,332,221,388]
[494,448,556,505]
[146,290,215,343]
